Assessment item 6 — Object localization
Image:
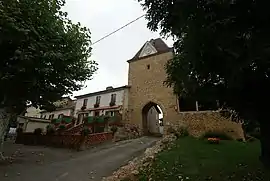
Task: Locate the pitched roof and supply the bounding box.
[18,116,51,123]
[40,105,75,113]
[127,38,173,62]
[75,85,130,99]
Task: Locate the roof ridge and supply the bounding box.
[128,38,172,62]
[75,85,130,98]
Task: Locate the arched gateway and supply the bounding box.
[127,38,179,135]
[142,101,164,135]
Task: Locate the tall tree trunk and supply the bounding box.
[259,117,270,168]
[0,108,10,160]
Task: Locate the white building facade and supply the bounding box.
[74,86,130,125]
[25,106,42,118]
[24,98,75,120]
[40,107,74,120]
[40,98,75,120]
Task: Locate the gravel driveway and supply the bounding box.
[0,137,158,181]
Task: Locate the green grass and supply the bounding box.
[137,137,269,181]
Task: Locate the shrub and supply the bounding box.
[167,126,189,138]
[167,127,177,134]
[16,127,23,134]
[110,126,118,135]
[246,135,257,142]
[236,138,244,142]
[81,126,90,136]
[46,124,55,135]
[249,128,260,139]
[207,137,220,144]
[34,128,43,135]
[202,131,233,140]
[58,124,66,130]
[81,105,86,110]
[109,101,116,106]
[176,127,189,137]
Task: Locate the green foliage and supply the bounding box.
[58,124,66,130]
[140,0,270,165]
[34,128,43,135]
[141,0,270,120]
[46,124,55,135]
[167,126,189,138]
[81,126,90,136]
[176,127,189,137]
[138,137,269,181]
[249,127,260,139]
[110,126,118,134]
[109,101,116,107]
[246,135,258,143]
[16,127,23,134]
[0,0,97,113]
[166,126,176,134]
[202,131,233,140]
[236,138,245,142]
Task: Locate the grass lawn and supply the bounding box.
[137,137,270,181]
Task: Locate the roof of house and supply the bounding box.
[127,38,173,62]
[18,116,51,123]
[40,105,75,113]
[75,85,131,99]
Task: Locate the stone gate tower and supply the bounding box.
[127,38,179,134]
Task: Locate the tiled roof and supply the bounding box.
[127,38,173,62]
[75,85,130,99]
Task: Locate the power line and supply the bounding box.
[91,14,145,46]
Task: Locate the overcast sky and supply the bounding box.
[63,0,173,97]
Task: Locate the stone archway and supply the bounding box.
[127,38,180,135]
[142,102,164,136]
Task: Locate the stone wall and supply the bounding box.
[126,41,244,140]
[166,111,244,139]
[127,51,178,130]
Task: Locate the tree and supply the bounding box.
[139,0,270,167]
[0,0,97,159]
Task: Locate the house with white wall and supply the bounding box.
[74,86,130,125]
[40,97,75,120]
[17,116,50,133]
[25,106,42,118]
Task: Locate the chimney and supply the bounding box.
[150,39,155,44]
[106,86,113,90]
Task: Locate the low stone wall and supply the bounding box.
[166,111,244,139]
[16,132,113,150]
[112,123,140,142]
[103,134,177,181]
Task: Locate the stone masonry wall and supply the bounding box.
[127,51,179,129]
[166,111,245,139]
[127,50,244,139]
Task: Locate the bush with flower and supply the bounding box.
[207,137,220,144]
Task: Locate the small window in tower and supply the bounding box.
[147,64,150,69]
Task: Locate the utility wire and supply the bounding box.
[91,14,145,46]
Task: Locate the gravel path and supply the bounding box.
[0,137,158,181]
